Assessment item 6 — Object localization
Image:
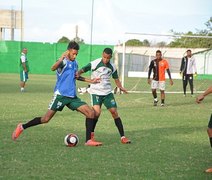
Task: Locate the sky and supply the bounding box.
[0,0,211,45]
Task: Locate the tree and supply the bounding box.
[57,36,71,43]
[57,36,85,44]
[125,39,143,46]
[168,17,212,48]
[143,39,150,47]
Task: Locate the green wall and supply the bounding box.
[0,41,113,74]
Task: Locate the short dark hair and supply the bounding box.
[187,49,191,53]
[67,41,80,50]
[103,48,113,55]
[156,50,161,54]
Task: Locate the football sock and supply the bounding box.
[85,118,93,142]
[114,117,124,137]
[209,137,212,148]
[161,99,165,104]
[22,117,42,129]
[92,117,99,132]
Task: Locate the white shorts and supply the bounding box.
[151,80,166,91]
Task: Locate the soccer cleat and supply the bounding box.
[161,103,165,107]
[153,100,158,106]
[85,140,102,146]
[12,123,24,140]
[121,137,131,144]
[205,168,212,173]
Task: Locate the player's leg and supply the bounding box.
[91,105,101,140]
[104,93,131,144]
[207,114,212,148]
[188,74,194,96]
[77,104,102,146]
[12,109,56,140]
[12,94,64,140]
[90,94,103,140]
[183,75,188,96]
[20,71,26,92]
[151,80,158,106]
[69,96,102,146]
[159,81,166,106]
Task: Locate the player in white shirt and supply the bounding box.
[180,50,197,96]
[78,48,131,144]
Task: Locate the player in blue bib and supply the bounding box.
[12,41,102,146]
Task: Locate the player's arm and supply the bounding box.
[114,79,128,93]
[196,86,212,103]
[22,62,27,72]
[166,69,173,85]
[179,57,184,74]
[76,76,100,84]
[21,56,27,72]
[147,61,153,84]
[51,51,69,71]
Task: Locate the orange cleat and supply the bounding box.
[12,123,24,141]
[85,139,102,146]
[121,136,131,144]
[205,167,212,173]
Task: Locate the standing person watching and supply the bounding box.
[180,49,197,97]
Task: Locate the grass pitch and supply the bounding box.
[0,73,212,179]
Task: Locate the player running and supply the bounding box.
[77,48,131,144]
[12,41,102,146]
[148,50,173,106]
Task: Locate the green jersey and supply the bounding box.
[81,58,118,95]
[20,52,29,72]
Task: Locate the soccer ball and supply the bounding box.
[64,133,79,147]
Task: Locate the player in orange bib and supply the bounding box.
[148,50,173,106]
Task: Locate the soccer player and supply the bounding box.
[196,86,212,173]
[147,50,173,106]
[19,48,29,92]
[77,48,131,144]
[12,41,102,146]
[180,49,197,97]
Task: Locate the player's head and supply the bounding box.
[156,50,162,60]
[22,48,28,54]
[186,49,192,57]
[102,48,113,64]
[66,41,79,60]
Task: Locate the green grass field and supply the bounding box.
[0,73,212,179]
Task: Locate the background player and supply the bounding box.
[78,48,131,144]
[180,49,197,97]
[12,41,102,146]
[148,50,173,106]
[19,48,29,92]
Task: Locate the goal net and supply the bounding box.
[113,33,212,93]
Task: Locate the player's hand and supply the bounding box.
[147,79,151,85]
[75,72,80,79]
[170,79,174,86]
[119,87,128,94]
[91,78,101,84]
[196,95,204,104]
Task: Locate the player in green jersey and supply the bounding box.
[19,48,29,92]
[78,48,131,144]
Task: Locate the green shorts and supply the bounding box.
[91,93,117,109]
[20,71,28,82]
[48,94,87,111]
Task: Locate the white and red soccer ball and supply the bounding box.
[64,133,79,147]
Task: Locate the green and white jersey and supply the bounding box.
[20,52,29,72]
[81,58,118,95]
